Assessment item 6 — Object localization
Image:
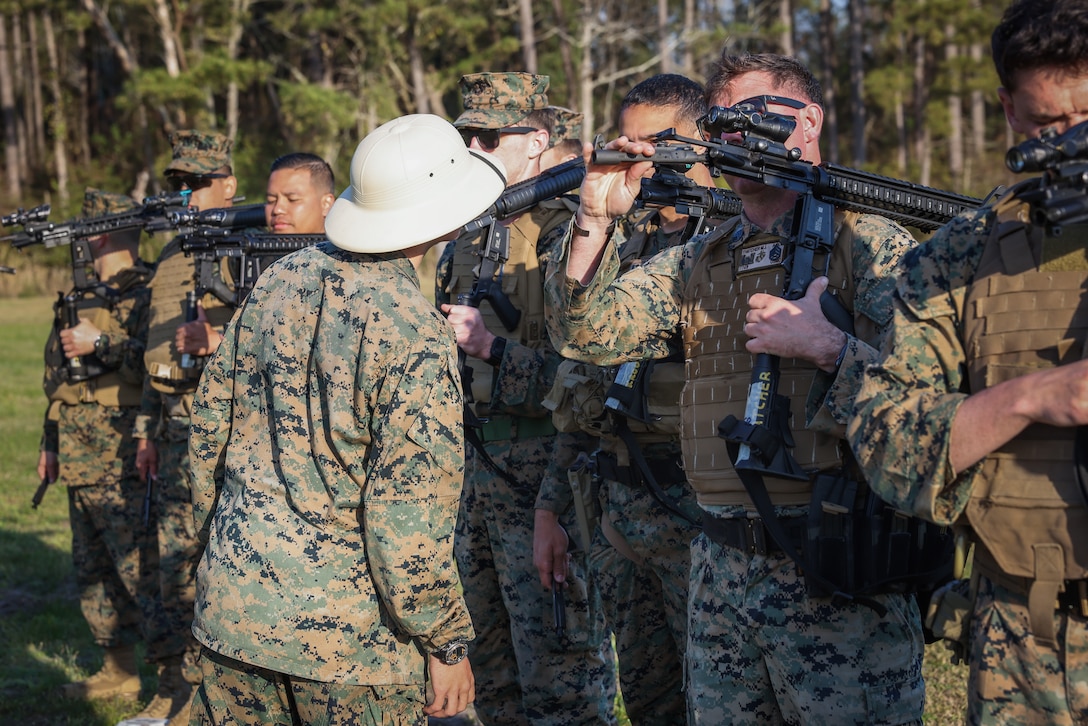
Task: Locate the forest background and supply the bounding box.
[0,0,1019,289]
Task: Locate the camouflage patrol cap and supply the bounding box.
[548,106,584,148]
[164,130,233,176]
[454,72,550,130]
[81,187,138,218]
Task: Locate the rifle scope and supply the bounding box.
[1006,120,1088,173]
[2,204,50,228]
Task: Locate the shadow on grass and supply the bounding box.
[0,526,160,725]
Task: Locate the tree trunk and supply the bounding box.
[151,0,181,77]
[12,14,31,176]
[895,31,908,175]
[225,0,251,139]
[42,12,68,208]
[578,1,596,138]
[968,38,986,190]
[914,33,931,185]
[945,23,963,190]
[659,0,672,73]
[551,0,576,104]
[519,0,537,74]
[407,7,428,113]
[848,0,865,165]
[818,0,838,163]
[26,12,46,168]
[682,0,694,77]
[779,0,793,56]
[0,15,23,201]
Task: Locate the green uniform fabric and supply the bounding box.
[545,207,925,724]
[190,646,427,726]
[42,265,166,656]
[849,205,1088,725]
[436,207,617,726]
[190,243,473,691]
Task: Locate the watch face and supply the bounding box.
[442,641,468,665]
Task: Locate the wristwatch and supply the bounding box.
[93,334,110,358]
[486,336,506,368]
[432,639,468,666]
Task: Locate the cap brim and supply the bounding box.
[325,149,506,254]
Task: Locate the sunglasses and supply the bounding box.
[166,173,228,192]
[459,126,538,151]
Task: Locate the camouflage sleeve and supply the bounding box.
[544,225,685,365]
[133,377,161,439]
[848,210,992,525]
[189,315,236,544]
[362,328,474,652]
[534,430,590,515]
[807,215,917,433]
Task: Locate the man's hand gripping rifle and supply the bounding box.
[3,192,194,382]
[597,101,983,478]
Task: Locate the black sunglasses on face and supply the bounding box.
[458,126,538,151]
[166,173,228,192]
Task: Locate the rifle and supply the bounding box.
[3,193,195,382]
[597,101,984,479]
[458,156,587,331]
[638,165,744,239]
[179,227,324,307]
[169,203,270,369]
[1005,119,1088,235]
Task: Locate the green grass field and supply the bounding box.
[0,295,969,724]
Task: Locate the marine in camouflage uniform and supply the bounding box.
[188,114,503,724]
[133,130,240,722]
[849,2,1088,723]
[536,74,717,725]
[40,188,161,701]
[437,72,617,725]
[545,54,926,725]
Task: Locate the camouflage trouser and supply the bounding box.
[189,646,426,726]
[589,476,700,725]
[457,437,617,726]
[686,532,926,725]
[155,415,204,680]
[60,404,165,657]
[967,576,1088,725]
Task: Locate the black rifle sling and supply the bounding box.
[613,417,701,528]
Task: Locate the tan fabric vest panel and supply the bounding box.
[145,238,235,391]
[679,213,857,507]
[961,202,1088,583]
[447,199,573,409]
[45,303,142,407]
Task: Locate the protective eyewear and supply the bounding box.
[734,95,808,114]
[166,173,228,192]
[459,126,538,151]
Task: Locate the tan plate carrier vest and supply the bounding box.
[961,191,1088,645]
[447,198,575,415]
[144,238,235,392]
[679,212,859,507]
